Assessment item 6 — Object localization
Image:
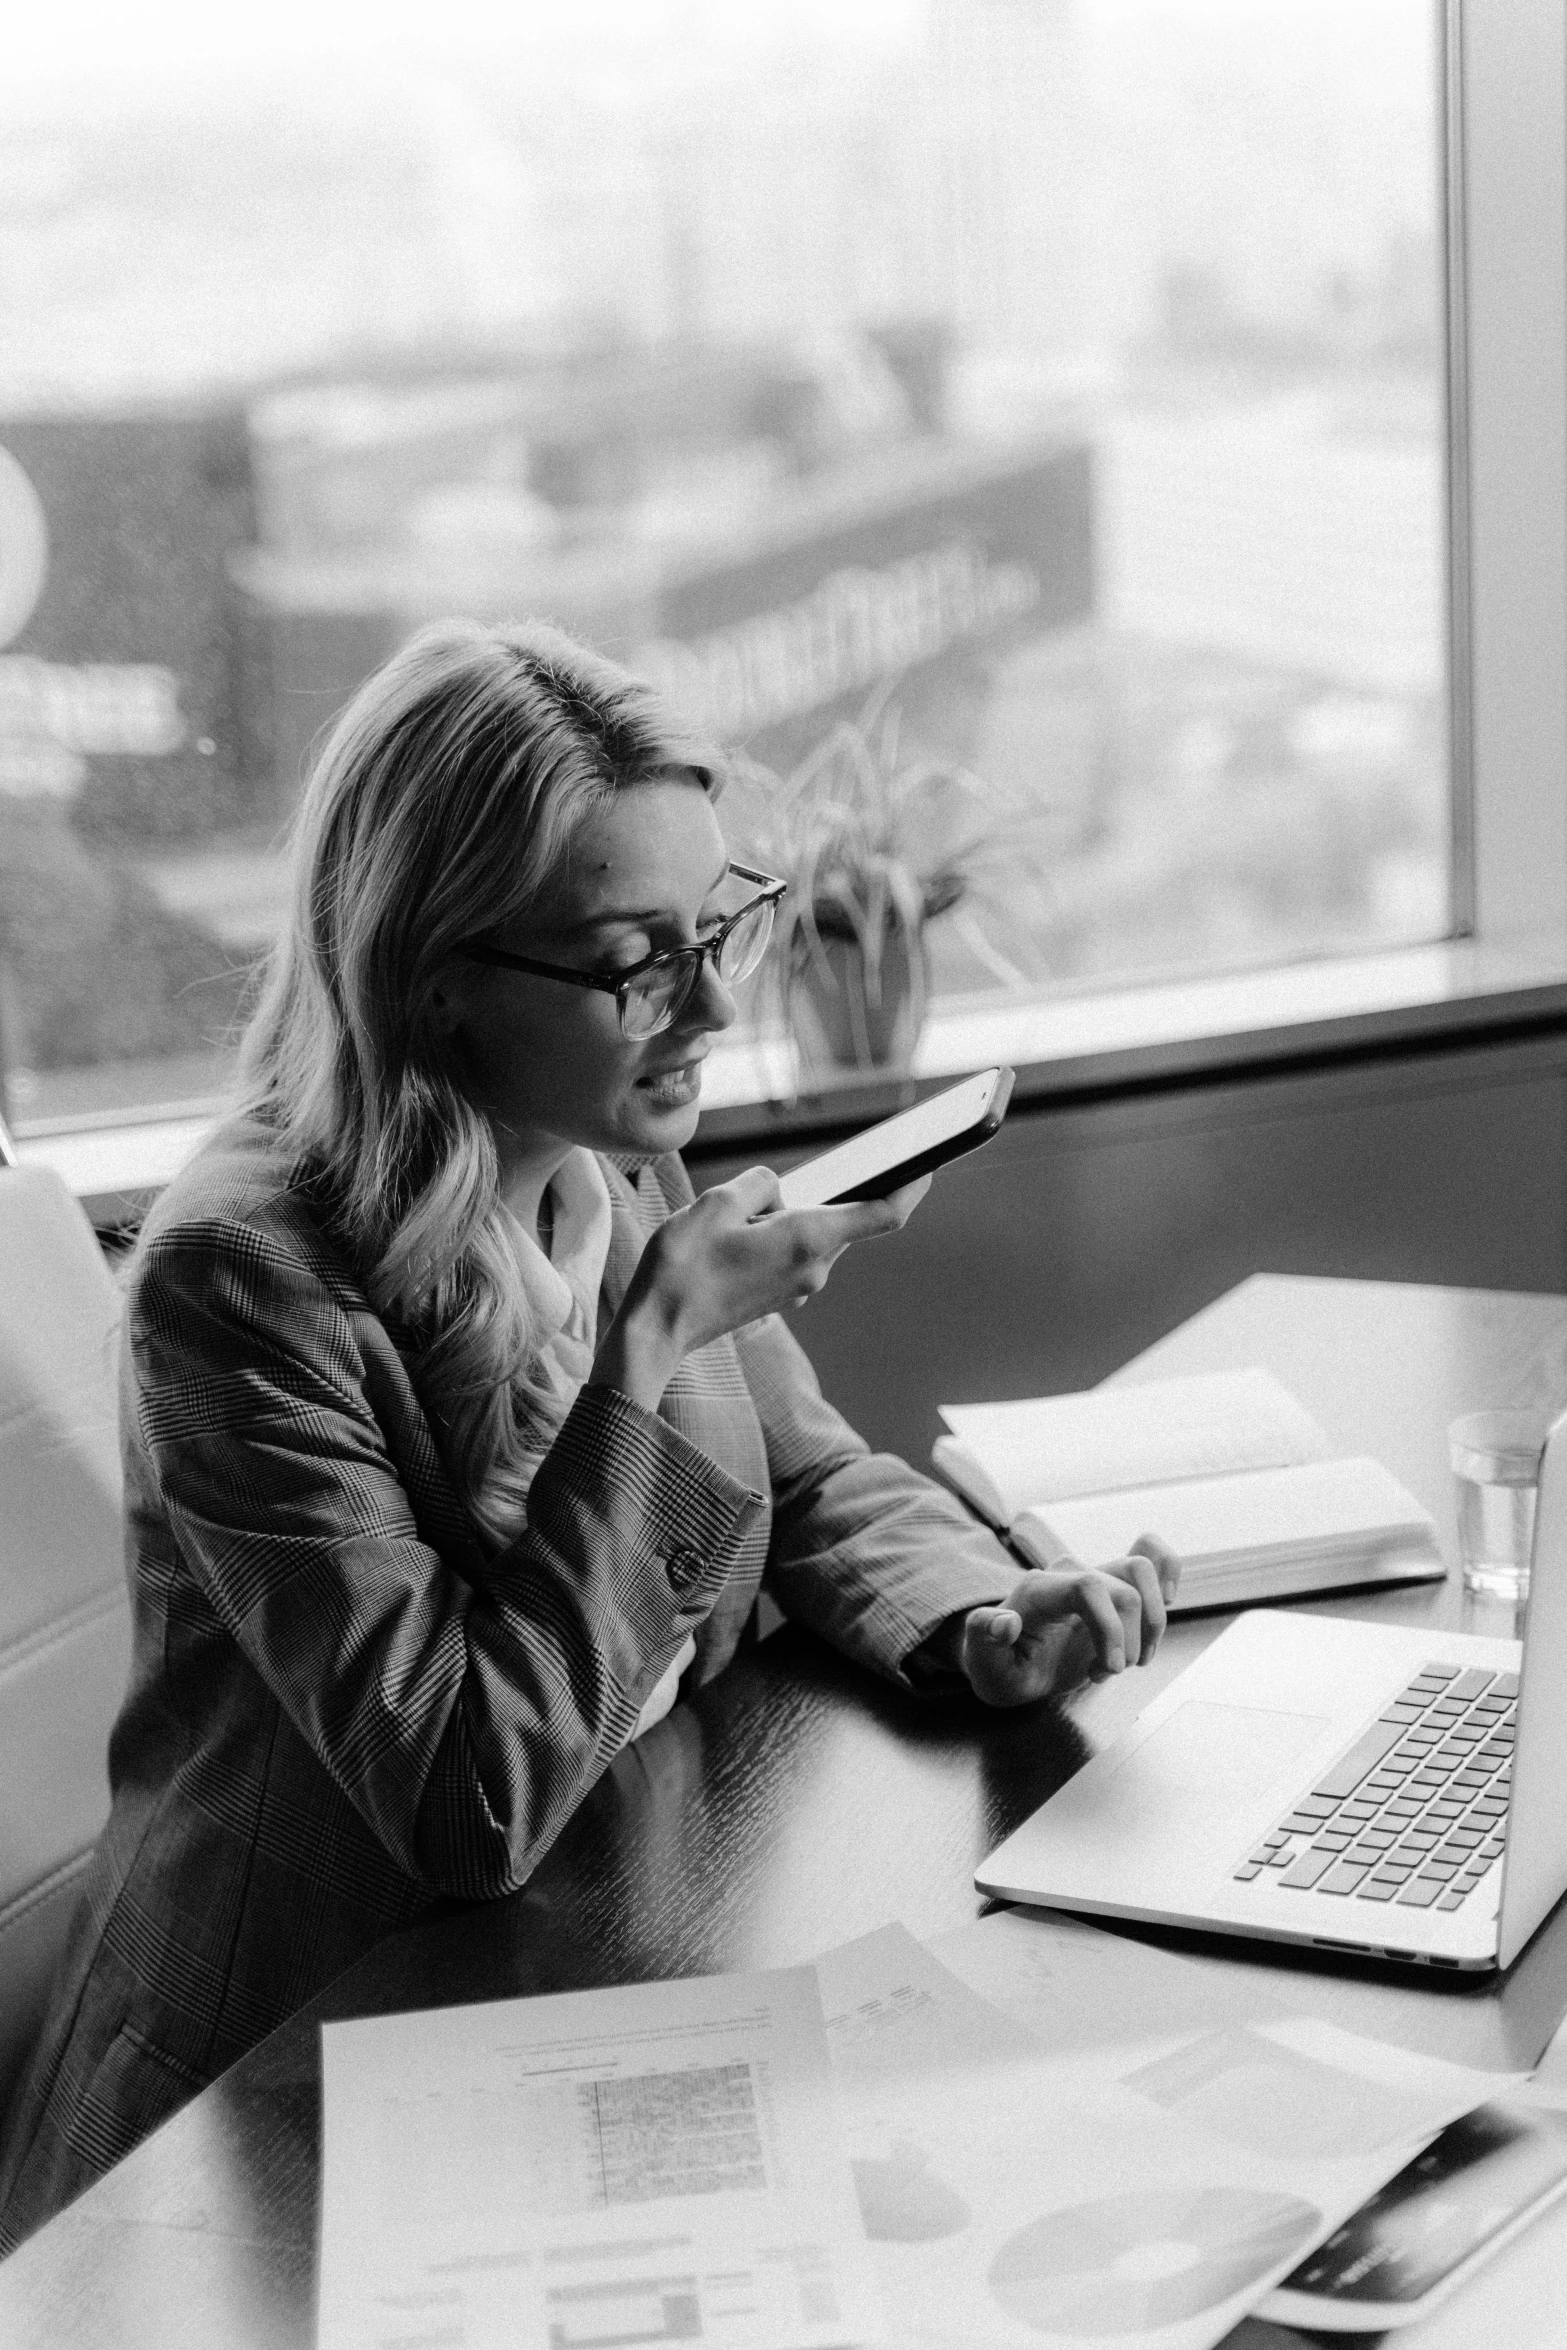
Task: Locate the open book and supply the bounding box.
[932,1367,1445,1610]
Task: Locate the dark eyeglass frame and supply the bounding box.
[458,860,788,1037]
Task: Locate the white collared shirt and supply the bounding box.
[505,1149,694,1734]
[504,1146,614,1436]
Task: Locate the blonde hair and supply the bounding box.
[232,617,722,1543]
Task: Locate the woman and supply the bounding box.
[0,620,1175,2249]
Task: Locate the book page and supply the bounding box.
[1016,1456,1433,1574]
[937,1369,1332,1521]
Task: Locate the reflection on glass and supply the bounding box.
[0,0,1445,1127]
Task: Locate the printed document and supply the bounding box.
[816,1923,1518,2350]
[928,1906,1291,2051]
[318,1967,882,2350]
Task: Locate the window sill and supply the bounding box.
[15,931,1567,1220]
[688,930,1567,1147]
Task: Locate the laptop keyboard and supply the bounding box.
[1233,1662,1517,1914]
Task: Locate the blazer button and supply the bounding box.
[667,1545,705,1581]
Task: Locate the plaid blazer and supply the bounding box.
[0,1116,1011,2250]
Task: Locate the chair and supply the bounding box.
[0,1167,130,2120]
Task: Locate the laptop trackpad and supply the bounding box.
[1100,1699,1328,1840]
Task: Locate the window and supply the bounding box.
[0,2,1547,1160]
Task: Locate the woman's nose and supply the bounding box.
[685,953,737,1035]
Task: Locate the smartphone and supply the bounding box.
[775,1066,1014,1210]
[1261,2098,1567,2331]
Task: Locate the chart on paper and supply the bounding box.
[579,2062,768,2203]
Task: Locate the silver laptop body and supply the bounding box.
[975,1409,1567,1973]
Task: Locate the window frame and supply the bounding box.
[10,0,1567,1215]
[1454,0,1567,943]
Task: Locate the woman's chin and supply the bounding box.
[624,1085,703,1152]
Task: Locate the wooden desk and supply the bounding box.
[6,1273,1567,2348]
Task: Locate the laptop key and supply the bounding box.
[1355,1880,1399,1901]
[1281,1849,1337,1889]
[1418,1860,1459,1881]
[1319,1862,1370,1895]
[1415,1663,1461,1682]
[1492,1672,1520,1696]
[1437,1892,1467,1911]
[1398,1879,1443,1907]
[1280,1812,1331,1834]
[1233,1862,1263,1881]
[1449,1670,1496,1700]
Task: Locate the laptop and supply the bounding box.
[975,1408,1567,1974]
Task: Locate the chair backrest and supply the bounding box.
[0,1168,131,2119]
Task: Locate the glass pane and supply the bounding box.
[0,0,1445,1126]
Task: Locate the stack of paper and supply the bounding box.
[317,1905,1521,2350]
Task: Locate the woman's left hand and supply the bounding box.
[960,1535,1181,1706]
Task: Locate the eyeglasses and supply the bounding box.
[460,861,787,1041]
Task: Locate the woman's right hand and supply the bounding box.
[591,1164,930,1410]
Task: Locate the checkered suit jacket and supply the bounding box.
[0,1115,1011,2250]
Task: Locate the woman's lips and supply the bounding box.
[637,1055,706,1107]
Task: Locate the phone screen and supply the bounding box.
[776,1069,1005,1210]
[1272,2100,1567,2319]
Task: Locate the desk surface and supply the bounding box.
[6,1272,1567,2348]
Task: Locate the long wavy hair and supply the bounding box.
[230,617,723,1543]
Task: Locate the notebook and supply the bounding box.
[932,1367,1444,1609]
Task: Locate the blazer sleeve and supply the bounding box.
[732,1307,1015,1686]
[128,1215,764,1901]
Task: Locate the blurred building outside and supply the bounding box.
[0,0,1447,1128]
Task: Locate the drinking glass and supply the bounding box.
[1448,1411,1550,1601]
